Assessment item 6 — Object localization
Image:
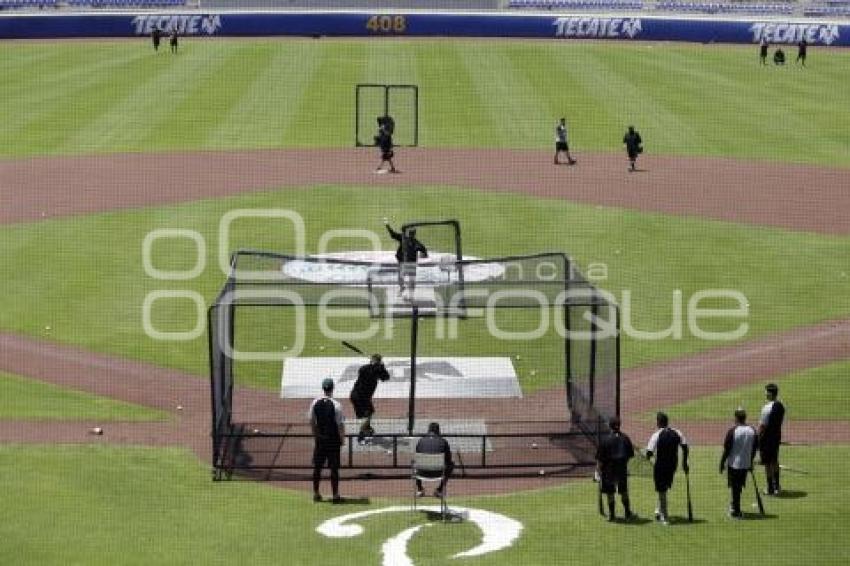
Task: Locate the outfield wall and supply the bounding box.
[1,11,848,46]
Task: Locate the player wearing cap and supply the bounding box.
[720,408,758,519]
[385,221,428,300]
[759,383,786,495]
[307,378,346,503]
[645,412,689,525]
[595,416,636,522]
[350,354,391,444]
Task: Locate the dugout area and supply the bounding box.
[208,222,619,481]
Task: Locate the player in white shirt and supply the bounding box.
[719,408,758,519]
[646,412,689,525]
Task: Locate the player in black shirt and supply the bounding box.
[623,126,643,172]
[308,378,346,503]
[773,48,786,65]
[796,39,807,66]
[385,221,428,300]
[374,117,397,173]
[645,412,689,525]
[595,416,636,521]
[415,422,455,497]
[759,38,768,65]
[152,28,162,52]
[350,354,391,444]
[759,383,786,495]
[170,27,179,54]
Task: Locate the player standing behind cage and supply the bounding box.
[759,383,785,496]
[374,116,397,173]
[350,354,391,445]
[554,118,577,165]
[596,416,636,522]
[719,408,758,519]
[645,412,689,526]
[623,126,643,172]
[308,378,345,503]
[170,27,179,54]
[385,220,428,300]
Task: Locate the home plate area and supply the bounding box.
[346,419,492,454]
[281,357,522,399]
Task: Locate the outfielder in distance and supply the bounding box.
[554,118,577,165]
[385,219,429,300]
[623,125,643,172]
[350,354,391,445]
[374,115,397,174]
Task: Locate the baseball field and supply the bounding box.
[1,36,849,565]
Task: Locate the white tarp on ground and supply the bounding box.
[281,357,521,399]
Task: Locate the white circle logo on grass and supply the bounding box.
[317,505,522,566]
[283,251,504,284]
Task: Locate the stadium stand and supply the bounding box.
[654,1,794,15]
[804,0,850,16]
[508,0,644,10]
[65,0,185,6]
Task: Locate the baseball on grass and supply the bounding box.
[382,217,389,224]
[515,354,521,361]
[319,345,325,351]
[530,370,537,377]
[44,325,51,331]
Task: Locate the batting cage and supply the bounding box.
[355,83,419,148]
[209,221,619,481]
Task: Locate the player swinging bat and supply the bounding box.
[345,345,391,444]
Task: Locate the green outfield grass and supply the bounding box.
[0,186,847,390]
[1,40,849,165]
[0,371,166,421]
[652,359,850,422]
[0,444,845,565]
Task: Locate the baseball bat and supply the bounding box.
[685,470,694,522]
[779,464,809,475]
[750,469,766,515]
[341,341,365,356]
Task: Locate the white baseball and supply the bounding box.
[538,469,546,476]
[531,442,538,449]
[176,405,183,411]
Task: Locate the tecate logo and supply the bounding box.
[553,17,642,39]
[132,14,222,36]
[750,22,839,45]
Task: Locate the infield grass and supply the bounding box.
[652,359,850,421]
[0,186,847,391]
[0,444,845,565]
[1,40,849,165]
[0,371,166,421]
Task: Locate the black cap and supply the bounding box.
[765,383,779,395]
